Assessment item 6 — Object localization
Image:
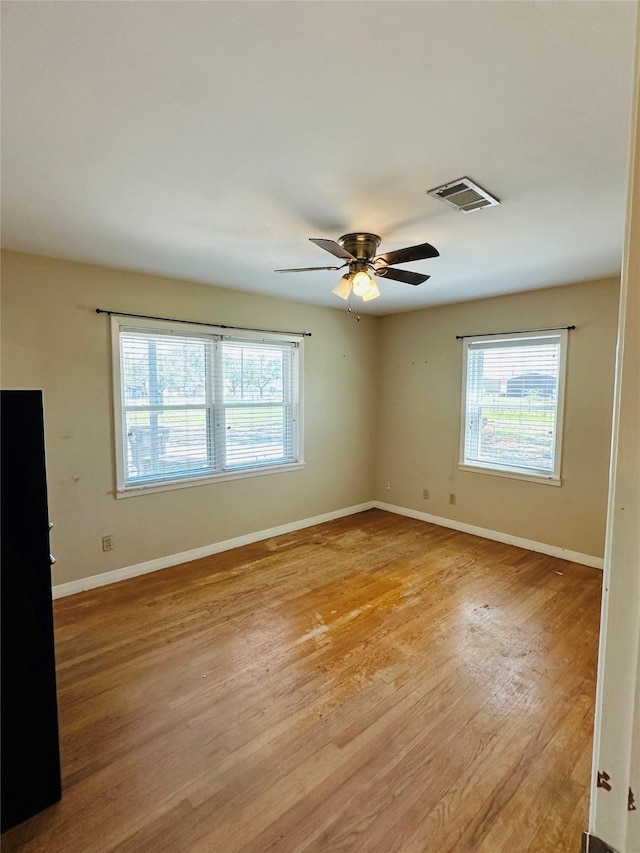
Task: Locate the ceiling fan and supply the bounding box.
[275,233,439,302]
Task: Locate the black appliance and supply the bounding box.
[1,390,62,832]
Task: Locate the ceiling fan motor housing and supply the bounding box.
[338,233,382,261]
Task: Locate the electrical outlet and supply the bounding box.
[384,481,391,491]
[102,535,113,552]
[449,493,457,506]
[423,489,430,500]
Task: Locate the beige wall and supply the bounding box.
[0,250,378,585]
[375,278,620,559]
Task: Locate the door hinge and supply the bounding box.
[597,771,612,791]
[629,787,636,811]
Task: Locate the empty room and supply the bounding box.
[1,2,639,853]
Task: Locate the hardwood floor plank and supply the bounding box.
[1,510,602,853]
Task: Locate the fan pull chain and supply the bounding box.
[345,296,362,322]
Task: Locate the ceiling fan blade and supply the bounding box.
[375,267,430,286]
[309,238,356,260]
[376,242,439,266]
[274,265,344,273]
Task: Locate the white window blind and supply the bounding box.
[218,339,299,470]
[460,330,567,481]
[113,318,302,493]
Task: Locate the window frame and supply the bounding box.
[111,316,304,498]
[458,329,568,486]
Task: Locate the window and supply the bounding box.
[111,317,303,495]
[459,330,567,483]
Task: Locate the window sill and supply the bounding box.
[458,463,562,487]
[116,461,305,498]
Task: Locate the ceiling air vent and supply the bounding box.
[427,177,500,213]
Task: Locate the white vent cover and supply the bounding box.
[427,177,500,213]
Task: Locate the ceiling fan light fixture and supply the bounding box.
[332,274,353,301]
[352,270,374,297]
[361,280,380,301]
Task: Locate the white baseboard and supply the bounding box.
[52,501,376,599]
[374,501,604,570]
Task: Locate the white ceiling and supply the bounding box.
[1,1,638,315]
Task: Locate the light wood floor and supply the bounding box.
[2,509,602,853]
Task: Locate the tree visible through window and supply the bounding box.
[460,330,568,481]
[112,318,302,493]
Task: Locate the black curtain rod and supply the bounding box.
[96,309,311,337]
[456,325,575,340]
